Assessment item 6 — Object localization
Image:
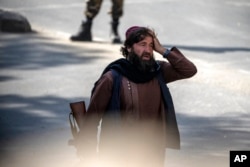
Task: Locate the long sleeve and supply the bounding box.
[78,71,114,153]
[87,71,113,117]
[160,47,197,83]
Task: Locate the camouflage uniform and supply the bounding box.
[85,0,124,20]
[70,0,124,43]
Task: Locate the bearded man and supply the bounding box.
[79,26,197,167]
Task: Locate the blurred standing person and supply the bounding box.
[70,0,124,43]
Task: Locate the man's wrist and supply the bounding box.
[163,48,171,58]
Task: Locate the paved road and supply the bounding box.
[1,0,250,46]
[1,0,250,167]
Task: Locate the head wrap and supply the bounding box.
[125,26,143,39]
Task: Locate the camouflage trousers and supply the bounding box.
[84,0,124,20]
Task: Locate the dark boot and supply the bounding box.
[70,19,92,41]
[111,19,121,44]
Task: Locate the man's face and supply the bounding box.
[129,36,154,60]
[127,36,156,72]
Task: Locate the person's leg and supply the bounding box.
[110,0,124,43]
[84,0,103,19]
[71,0,103,41]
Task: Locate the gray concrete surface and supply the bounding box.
[1,0,250,167]
[0,32,121,167]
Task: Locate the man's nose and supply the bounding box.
[145,45,153,52]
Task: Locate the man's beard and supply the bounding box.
[128,51,156,73]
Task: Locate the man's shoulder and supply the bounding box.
[157,60,167,65]
[102,70,113,80]
[156,60,169,71]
